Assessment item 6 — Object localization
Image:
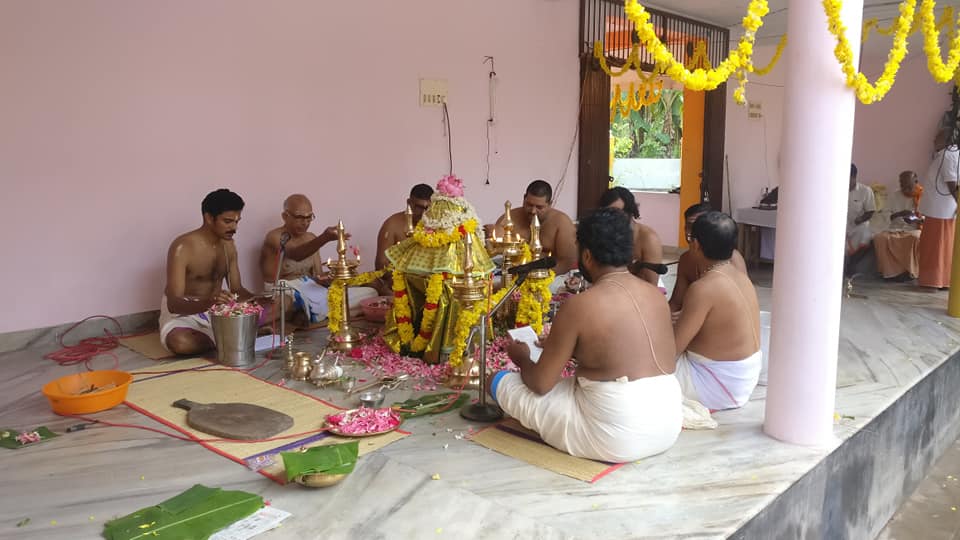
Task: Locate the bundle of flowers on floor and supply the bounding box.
[348,334,451,391]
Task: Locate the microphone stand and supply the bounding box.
[459,272,531,422]
[273,243,290,350]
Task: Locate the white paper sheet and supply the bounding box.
[210,506,292,540]
[507,326,543,363]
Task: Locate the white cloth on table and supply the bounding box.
[158,296,214,352]
[492,372,682,463]
[674,349,761,411]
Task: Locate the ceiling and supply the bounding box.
[642,0,960,54]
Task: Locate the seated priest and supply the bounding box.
[845,163,877,276]
[495,208,682,463]
[874,171,923,282]
[493,180,578,284]
[162,189,271,355]
[599,186,664,288]
[375,183,434,270]
[668,203,747,315]
[673,211,761,410]
[260,194,377,326]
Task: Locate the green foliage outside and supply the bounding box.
[611,88,683,159]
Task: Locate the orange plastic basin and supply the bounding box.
[41,370,133,415]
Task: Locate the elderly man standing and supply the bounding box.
[162,189,266,355]
[918,128,959,290]
[495,208,681,463]
[375,183,434,270]
[493,180,578,280]
[260,194,377,326]
[673,211,761,411]
[845,163,877,276]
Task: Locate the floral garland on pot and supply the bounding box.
[412,219,478,248]
[392,271,415,345]
[410,273,445,353]
[515,270,555,336]
[327,269,387,334]
[448,285,508,368]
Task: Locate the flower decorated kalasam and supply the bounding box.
[436,175,465,198]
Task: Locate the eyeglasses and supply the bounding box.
[286,212,315,222]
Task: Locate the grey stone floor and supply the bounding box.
[879,434,960,540]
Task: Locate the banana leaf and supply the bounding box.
[0,427,57,449]
[281,441,359,481]
[102,484,262,540]
[391,392,469,419]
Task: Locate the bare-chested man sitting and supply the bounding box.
[375,183,434,270]
[260,194,377,326]
[600,186,664,288]
[494,208,681,463]
[668,203,747,315]
[493,180,577,288]
[674,211,761,410]
[162,189,266,355]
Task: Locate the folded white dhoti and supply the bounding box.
[491,372,682,463]
[674,350,761,410]
[265,279,378,323]
[158,296,214,353]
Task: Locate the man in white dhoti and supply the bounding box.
[495,208,682,463]
[674,211,762,410]
[845,163,877,276]
[260,195,376,325]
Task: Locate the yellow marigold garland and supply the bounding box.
[610,80,663,122]
[623,0,769,92]
[327,269,387,334]
[448,285,508,368]
[862,6,953,43]
[515,271,555,336]
[823,0,915,104]
[685,40,713,70]
[410,273,445,353]
[392,271,415,345]
[412,219,478,248]
[919,0,960,83]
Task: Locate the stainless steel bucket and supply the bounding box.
[210,313,258,367]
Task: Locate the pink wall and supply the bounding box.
[723,40,951,215]
[0,1,580,333]
[634,191,681,247]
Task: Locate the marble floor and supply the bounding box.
[1,269,959,539]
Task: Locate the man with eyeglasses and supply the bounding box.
[668,203,747,318]
[375,183,434,270]
[260,194,376,326]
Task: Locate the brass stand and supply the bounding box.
[528,215,550,280]
[452,234,503,423]
[405,204,415,237]
[325,220,361,351]
[487,201,526,289]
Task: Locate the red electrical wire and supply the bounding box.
[44,315,126,370]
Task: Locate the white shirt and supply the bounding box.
[847,182,876,229]
[919,147,959,219]
[886,191,919,232]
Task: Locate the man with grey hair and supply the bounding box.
[260,194,376,326]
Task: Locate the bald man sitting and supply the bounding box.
[260,194,377,326]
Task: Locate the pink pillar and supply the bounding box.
[763,0,863,445]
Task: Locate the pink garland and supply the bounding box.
[210,300,264,317]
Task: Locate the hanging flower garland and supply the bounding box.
[685,40,713,71]
[862,6,953,43]
[410,273,445,353]
[623,0,769,92]
[610,80,664,122]
[448,286,508,368]
[391,271,415,345]
[327,269,387,334]
[919,0,960,83]
[750,35,787,76]
[823,0,915,104]
[515,271,555,336]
